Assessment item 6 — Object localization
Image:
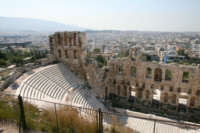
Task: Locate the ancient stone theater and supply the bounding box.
[49,31,200,112]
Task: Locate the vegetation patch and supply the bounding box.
[95,55,107,68]
[0,49,48,67]
[0,95,138,133]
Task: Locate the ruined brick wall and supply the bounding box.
[101,58,200,109]
[83,49,200,109]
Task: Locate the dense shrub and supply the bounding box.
[117,49,129,58]
[39,107,97,133]
[0,59,8,67]
[0,49,49,67]
[93,48,101,54]
[95,55,107,68]
[0,96,138,133]
[0,96,19,122]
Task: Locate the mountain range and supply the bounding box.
[0,16,87,34]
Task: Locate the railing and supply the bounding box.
[0,92,200,133]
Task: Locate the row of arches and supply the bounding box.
[58,49,78,59]
[127,66,173,81]
[163,93,199,107]
[126,66,190,83]
[105,84,131,99]
[117,65,188,83]
[137,90,199,107]
[117,65,136,77]
[153,68,173,81]
[105,79,200,108]
[136,89,151,100]
[135,81,200,98]
[56,33,82,46]
[110,76,199,97]
[147,67,189,83]
[117,85,130,97]
[163,93,177,104]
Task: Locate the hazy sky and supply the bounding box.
[0,0,200,32]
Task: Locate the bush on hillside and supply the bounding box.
[0,96,139,133]
[0,59,8,67]
[39,107,97,133]
[95,55,107,68]
[0,96,19,122]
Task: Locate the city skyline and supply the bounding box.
[0,0,200,32]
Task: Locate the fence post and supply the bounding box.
[18,95,27,132]
[96,110,99,133]
[18,120,21,133]
[153,120,156,133]
[98,108,103,133]
[54,103,59,133]
[100,108,103,133]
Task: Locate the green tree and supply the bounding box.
[177,49,185,56]
[0,51,7,60]
[95,55,107,67]
[0,59,8,67]
[93,48,101,54]
[117,49,129,58]
[13,57,24,66]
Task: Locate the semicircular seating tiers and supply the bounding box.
[16,63,107,112]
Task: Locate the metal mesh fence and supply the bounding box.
[102,111,200,133]
[0,92,200,133]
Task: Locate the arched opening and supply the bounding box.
[73,33,77,46]
[118,65,123,74]
[123,86,127,97]
[64,32,68,45]
[151,84,154,89]
[78,36,82,47]
[131,66,136,77]
[74,50,77,59]
[165,69,172,81]
[177,88,181,93]
[182,72,189,83]
[163,93,168,103]
[196,90,200,96]
[160,85,164,91]
[57,33,61,45]
[117,86,121,96]
[142,83,145,89]
[126,81,130,86]
[188,89,192,94]
[136,82,139,87]
[129,87,132,97]
[190,97,195,107]
[169,86,173,92]
[58,49,61,58]
[105,87,108,100]
[154,68,162,82]
[146,67,152,79]
[171,94,177,104]
[145,90,150,100]
[65,50,68,58]
[69,37,72,46]
[137,90,143,99]
[113,79,116,85]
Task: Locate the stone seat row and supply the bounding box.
[71,87,107,113]
[17,64,81,101]
[16,63,107,119]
